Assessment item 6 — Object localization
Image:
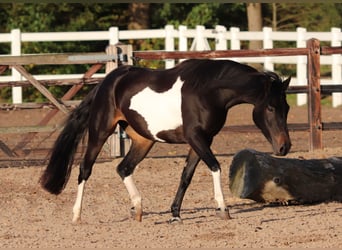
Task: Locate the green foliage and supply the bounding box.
[263,3,342,31]
[150,3,246,29]
[0,3,341,102]
[0,3,129,102]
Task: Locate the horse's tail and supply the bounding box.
[40,85,99,195]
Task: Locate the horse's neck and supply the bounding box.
[224,83,267,109]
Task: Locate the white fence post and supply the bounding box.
[263,27,274,71]
[165,25,175,68]
[215,25,227,50]
[331,27,342,107]
[230,27,240,62]
[296,27,308,106]
[109,26,119,45]
[230,27,240,50]
[11,29,22,104]
[178,25,188,62]
[190,25,210,51]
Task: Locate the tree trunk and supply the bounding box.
[229,149,342,204]
[246,3,263,70]
[246,3,263,50]
[272,3,277,31]
[128,3,150,30]
[127,3,150,50]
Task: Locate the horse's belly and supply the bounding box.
[129,77,183,142]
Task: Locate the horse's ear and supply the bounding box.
[282,76,291,90]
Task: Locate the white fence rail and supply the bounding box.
[0,25,341,107]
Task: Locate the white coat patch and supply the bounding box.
[129,77,183,141]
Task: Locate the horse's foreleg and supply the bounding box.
[187,132,231,220]
[117,126,154,222]
[211,170,230,220]
[170,149,200,224]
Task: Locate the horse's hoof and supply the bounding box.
[168,217,183,225]
[72,217,81,224]
[130,207,142,222]
[216,207,232,220]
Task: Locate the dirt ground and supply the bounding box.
[1,104,342,248]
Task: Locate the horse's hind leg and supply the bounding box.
[72,118,116,223]
[116,125,154,222]
[170,148,200,224]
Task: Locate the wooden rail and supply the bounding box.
[1,40,342,162]
[133,47,309,60]
[0,52,113,65]
[0,77,103,88]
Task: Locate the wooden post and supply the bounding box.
[106,44,133,158]
[307,38,323,151]
[116,44,133,157]
[105,45,118,74]
[117,44,132,157]
[115,43,133,65]
[105,45,120,158]
[229,149,342,204]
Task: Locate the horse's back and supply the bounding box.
[102,59,263,144]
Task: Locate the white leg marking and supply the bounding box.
[123,175,142,221]
[72,180,85,223]
[123,175,141,208]
[211,170,226,210]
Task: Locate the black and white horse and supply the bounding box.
[40,59,291,224]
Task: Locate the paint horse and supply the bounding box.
[40,59,292,224]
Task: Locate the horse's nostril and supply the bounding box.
[280,148,285,156]
[278,143,289,156]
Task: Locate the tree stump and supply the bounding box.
[229,149,342,204]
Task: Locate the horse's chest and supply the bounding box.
[129,77,183,142]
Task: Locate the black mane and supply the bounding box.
[175,59,257,89]
[262,70,287,93]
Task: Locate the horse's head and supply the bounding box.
[252,73,291,156]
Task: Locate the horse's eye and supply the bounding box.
[267,105,275,112]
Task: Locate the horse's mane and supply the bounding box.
[173,59,287,95]
[263,71,282,83]
[262,70,286,91]
[176,59,249,89]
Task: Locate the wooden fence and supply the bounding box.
[133,38,342,152]
[0,39,341,166]
[0,44,132,166]
[2,26,342,107]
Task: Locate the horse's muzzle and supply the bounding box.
[275,141,291,156]
[271,132,291,156]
